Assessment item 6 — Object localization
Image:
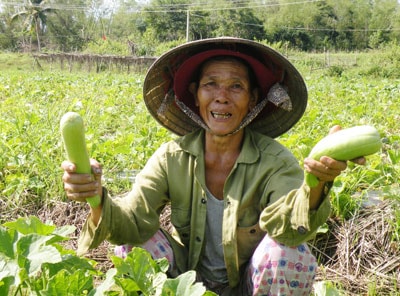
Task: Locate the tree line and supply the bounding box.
[0,0,399,55]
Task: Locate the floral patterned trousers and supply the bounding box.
[115,230,317,296]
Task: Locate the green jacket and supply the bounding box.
[78,128,331,287]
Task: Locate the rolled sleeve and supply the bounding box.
[259,182,331,246]
[77,188,113,255]
[77,148,170,255]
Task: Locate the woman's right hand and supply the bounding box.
[61,159,103,203]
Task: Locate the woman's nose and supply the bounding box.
[214,86,229,103]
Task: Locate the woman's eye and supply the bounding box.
[231,83,244,91]
[201,81,216,88]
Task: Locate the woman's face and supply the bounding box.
[191,58,258,136]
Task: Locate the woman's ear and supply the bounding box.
[189,82,199,106]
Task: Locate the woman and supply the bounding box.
[62,37,362,295]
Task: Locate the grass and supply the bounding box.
[0,50,399,295]
[0,57,174,220]
[0,52,35,71]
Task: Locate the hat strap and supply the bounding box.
[157,89,210,131]
[227,96,270,136]
[174,96,210,131]
[157,89,175,119]
[267,83,292,111]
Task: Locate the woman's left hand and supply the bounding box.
[304,124,367,183]
[303,156,345,183]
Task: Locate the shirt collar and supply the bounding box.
[178,127,260,164]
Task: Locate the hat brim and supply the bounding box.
[143,37,307,138]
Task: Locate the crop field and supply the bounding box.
[0,51,399,295]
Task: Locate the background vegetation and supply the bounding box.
[0,0,399,55]
[1,48,399,294]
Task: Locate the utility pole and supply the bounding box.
[186,10,190,42]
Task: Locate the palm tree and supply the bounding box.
[10,0,57,51]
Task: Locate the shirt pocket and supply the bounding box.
[237,223,266,265]
[174,224,191,246]
[170,207,191,246]
[170,205,191,227]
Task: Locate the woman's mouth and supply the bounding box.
[211,111,232,119]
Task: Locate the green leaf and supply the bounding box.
[28,245,62,276]
[114,277,141,293]
[41,269,93,296]
[111,247,166,295]
[203,292,218,295]
[0,258,19,285]
[3,216,55,235]
[155,257,170,274]
[313,281,341,296]
[153,272,168,296]
[316,223,329,234]
[0,226,17,259]
[0,276,14,296]
[162,271,207,296]
[89,268,118,296]
[52,225,76,237]
[16,234,62,276]
[43,253,99,279]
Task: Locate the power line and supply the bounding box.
[140,0,326,13]
[285,26,400,32]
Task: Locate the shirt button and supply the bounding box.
[201,198,206,204]
[196,236,201,242]
[250,229,256,234]
[297,226,307,235]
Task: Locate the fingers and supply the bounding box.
[304,156,347,183]
[329,125,342,134]
[319,156,347,174]
[90,158,102,177]
[64,182,100,202]
[61,159,103,203]
[351,156,366,166]
[62,169,94,185]
[61,159,102,175]
[63,171,99,202]
[61,160,76,173]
